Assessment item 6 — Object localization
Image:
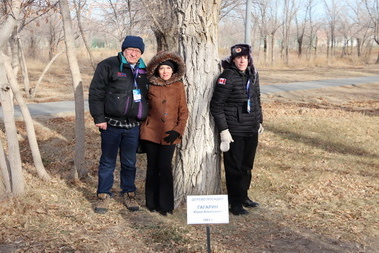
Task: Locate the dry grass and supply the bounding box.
[0,56,379,252]
[257,95,379,242]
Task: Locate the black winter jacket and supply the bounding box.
[89,53,149,125]
[210,63,263,135]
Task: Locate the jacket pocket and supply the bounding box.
[105,92,131,117]
[135,97,148,121]
[105,92,148,120]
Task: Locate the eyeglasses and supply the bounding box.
[125,48,142,55]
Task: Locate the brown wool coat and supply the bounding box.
[140,52,189,145]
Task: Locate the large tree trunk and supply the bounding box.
[59,0,87,180]
[3,53,51,181]
[172,0,222,205]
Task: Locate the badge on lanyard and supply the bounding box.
[133,89,141,102]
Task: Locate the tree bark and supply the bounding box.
[0,139,11,195]
[17,37,31,98]
[3,53,51,181]
[142,0,178,51]
[0,0,24,196]
[10,28,20,76]
[59,0,87,180]
[0,54,25,196]
[171,0,222,205]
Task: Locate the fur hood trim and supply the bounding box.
[147,51,186,86]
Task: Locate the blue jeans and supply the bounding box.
[97,125,139,195]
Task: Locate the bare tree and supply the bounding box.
[0,0,25,196]
[281,0,299,65]
[3,53,51,181]
[141,0,178,51]
[45,12,64,60]
[363,0,379,63]
[305,0,321,60]
[252,1,270,64]
[9,1,58,94]
[220,0,245,21]
[295,0,314,58]
[73,0,96,70]
[323,0,343,59]
[94,0,144,44]
[30,50,65,97]
[59,0,87,180]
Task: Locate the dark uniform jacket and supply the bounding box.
[210,61,263,136]
[89,52,149,125]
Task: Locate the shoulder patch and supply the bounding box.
[117,72,127,77]
[217,78,226,85]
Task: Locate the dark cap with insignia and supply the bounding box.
[230,44,251,60]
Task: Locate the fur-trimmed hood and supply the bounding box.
[147,51,186,86]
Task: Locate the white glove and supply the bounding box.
[220,129,234,152]
[258,123,264,134]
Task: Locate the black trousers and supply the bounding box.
[143,141,176,212]
[223,134,258,207]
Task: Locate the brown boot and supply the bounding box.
[94,193,110,214]
[124,192,139,211]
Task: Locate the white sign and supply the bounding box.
[187,195,229,224]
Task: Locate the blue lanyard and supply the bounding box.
[132,66,139,89]
[246,79,251,113]
[246,79,251,99]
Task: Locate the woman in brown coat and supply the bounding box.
[140,51,188,215]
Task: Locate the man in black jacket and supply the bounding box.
[210,44,264,215]
[89,35,148,213]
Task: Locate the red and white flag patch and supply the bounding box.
[217,78,227,85]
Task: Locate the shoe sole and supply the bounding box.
[242,204,259,208]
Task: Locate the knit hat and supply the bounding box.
[230,44,251,60]
[121,36,145,54]
[159,60,176,72]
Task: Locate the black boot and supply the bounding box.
[229,205,249,215]
[242,198,259,208]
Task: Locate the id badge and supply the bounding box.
[247,99,251,113]
[133,89,141,102]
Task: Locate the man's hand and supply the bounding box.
[96,122,107,130]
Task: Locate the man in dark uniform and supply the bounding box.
[210,44,264,215]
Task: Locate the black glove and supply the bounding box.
[163,130,180,144]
